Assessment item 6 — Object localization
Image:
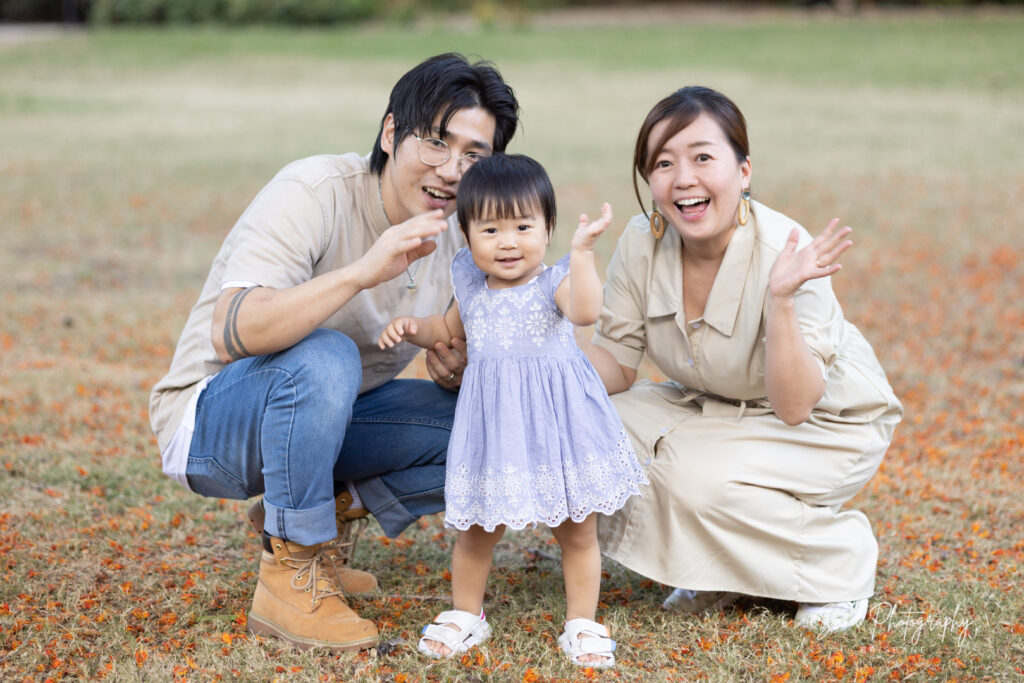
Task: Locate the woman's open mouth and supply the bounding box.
[676,197,710,218]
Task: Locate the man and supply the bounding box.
[149,53,519,651]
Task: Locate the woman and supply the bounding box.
[580,86,902,632]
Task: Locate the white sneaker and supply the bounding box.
[662,588,740,613]
[795,599,869,633]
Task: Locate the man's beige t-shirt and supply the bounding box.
[149,153,463,453]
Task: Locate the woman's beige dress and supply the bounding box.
[595,201,902,603]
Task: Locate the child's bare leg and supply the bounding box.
[453,525,504,614]
[422,525,505,656]
[551,514,605,664]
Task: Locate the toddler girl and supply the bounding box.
[378,154,646,668]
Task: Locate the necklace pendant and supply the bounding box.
[406,282,417,291]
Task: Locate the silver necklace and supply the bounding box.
[378,176,420,290]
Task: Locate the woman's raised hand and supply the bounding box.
[571,202,613,253]
[768,218,853,300]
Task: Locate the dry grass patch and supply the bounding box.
[2,9,1023,681]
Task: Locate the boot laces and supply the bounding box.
[285,549,342,607]
[333,516,368,565]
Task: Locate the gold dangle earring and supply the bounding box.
[650,201,667,239]
[738,188,751,226]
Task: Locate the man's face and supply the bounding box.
[379,107,497,224]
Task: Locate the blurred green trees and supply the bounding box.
[0,0,1017,26]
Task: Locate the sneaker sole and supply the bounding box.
[662,590,740,614]
[247,614,379,652]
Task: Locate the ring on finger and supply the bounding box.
[816,260,826,268]
[446,372,456,382]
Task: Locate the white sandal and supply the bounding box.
[557,618,616,669]
[417,609,490,658]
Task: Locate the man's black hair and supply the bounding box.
[369,53,520,175]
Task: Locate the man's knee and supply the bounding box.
[280,329,362,414]
[293,329,361,383]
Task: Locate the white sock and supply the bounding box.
[344,481,363,509]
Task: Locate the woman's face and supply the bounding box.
[647,113,751,254]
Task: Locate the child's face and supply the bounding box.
[465,202,550,289]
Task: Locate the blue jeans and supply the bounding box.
[185,329,456,544]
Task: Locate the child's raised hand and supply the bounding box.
[378,316,418,349]
[571,202,613,253]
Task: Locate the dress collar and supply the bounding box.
[702,210,756,336]
[645,206,758,337]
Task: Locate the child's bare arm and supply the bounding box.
[378,300,464,351]
[378,313,453,350]
[555,202,613,326]
[443,299,465,341]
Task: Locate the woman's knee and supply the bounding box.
[651,440,736,515]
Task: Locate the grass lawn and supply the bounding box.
[1,5,1022,681]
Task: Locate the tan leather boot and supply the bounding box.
[246,492,377,594]
[248,536,379,652]
[329,492,374,591]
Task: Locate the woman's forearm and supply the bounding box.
[574,327,636,394]
[763,296,826,425]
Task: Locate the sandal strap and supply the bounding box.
[420,623,469,652]
[563,617,610,641]
[559,618,616,668]
[434,609,486,631]
[418,609,490,657]
[575,634,617,655]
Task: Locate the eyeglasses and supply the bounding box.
[405,127,488,171]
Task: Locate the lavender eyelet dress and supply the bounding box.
[443,248,647,532]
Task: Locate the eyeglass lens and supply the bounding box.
[417,137,450,166]
[407,128,483,169]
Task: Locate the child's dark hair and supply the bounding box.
[456,154,556,238]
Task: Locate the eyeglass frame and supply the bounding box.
[402,126,489,171]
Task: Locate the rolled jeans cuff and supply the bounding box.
[263,495,337,546]
[357,476,443,539]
